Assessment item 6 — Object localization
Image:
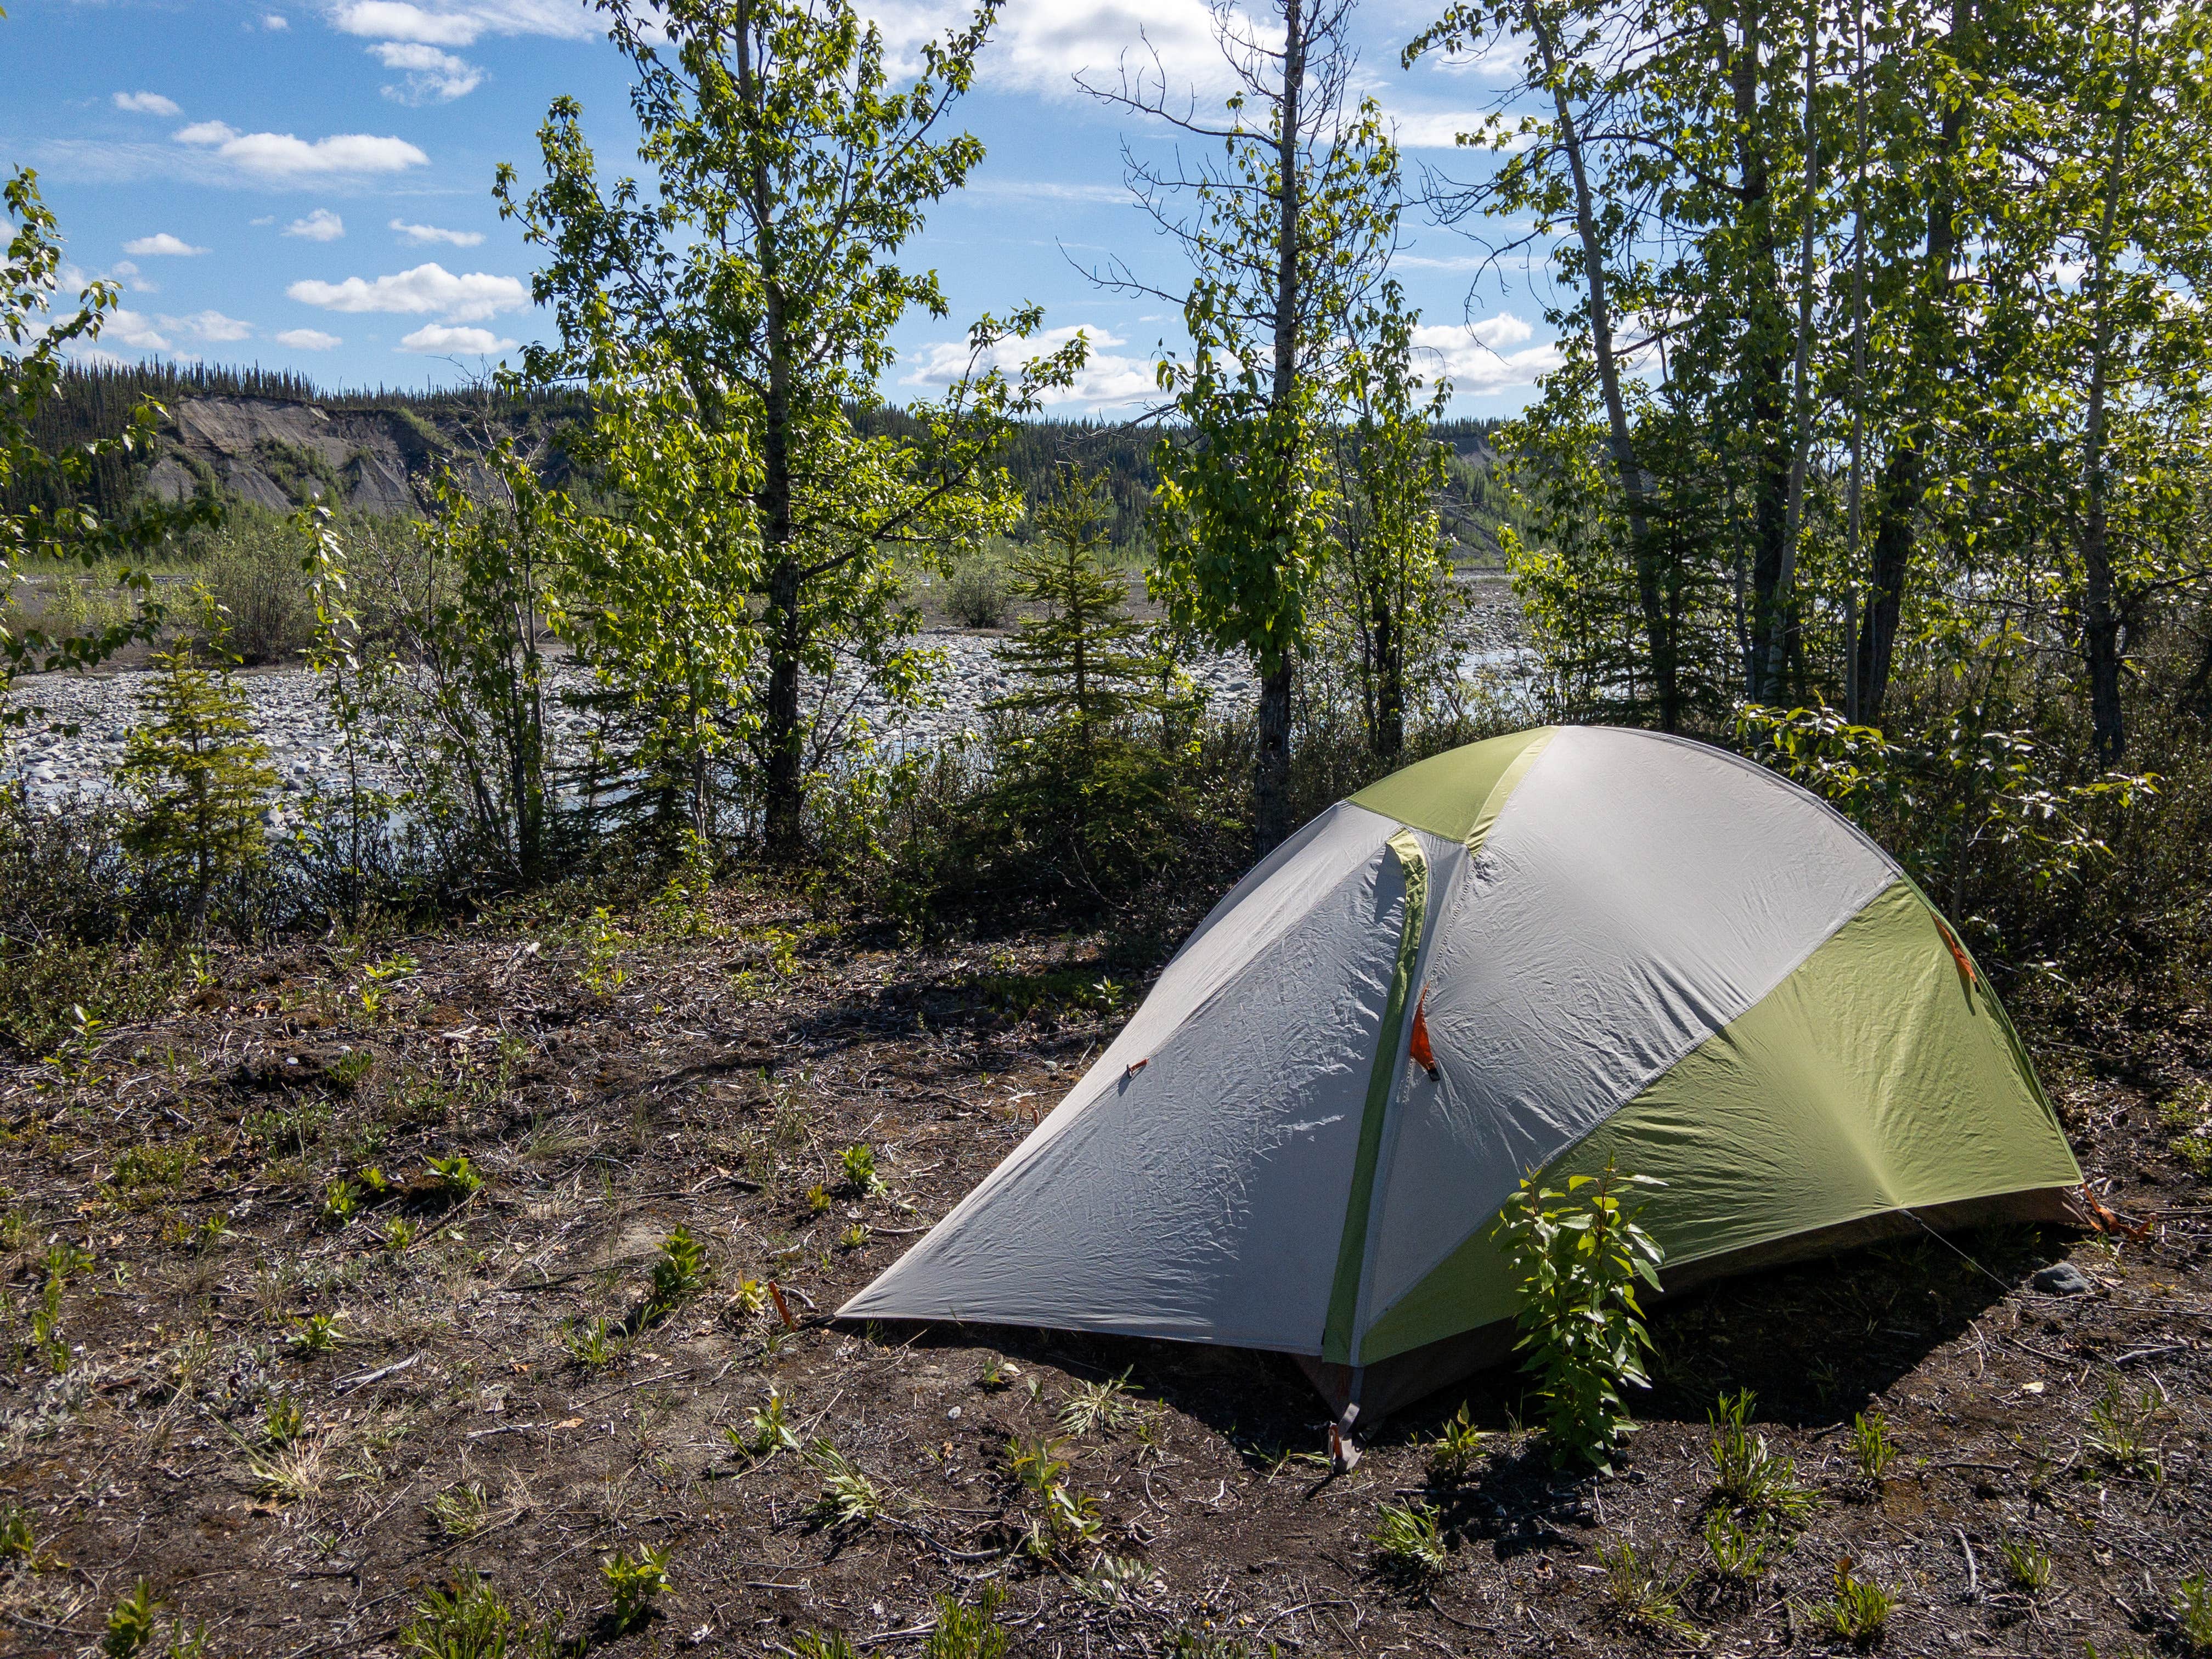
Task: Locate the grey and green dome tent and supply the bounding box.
[843,727,2084,1421]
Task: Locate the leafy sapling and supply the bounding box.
[1491,1161,1665,1468]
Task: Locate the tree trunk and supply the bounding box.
[740,1,808,861]
[1526,2,1674,728]
[1856,0,1972,724]
[2079,0,2142,765]
[1373,598,1403,758]
[1762,0,1821,701]
[1255,659,1294,853]
[1253,0,1307,856]
[1730,0,1792,703]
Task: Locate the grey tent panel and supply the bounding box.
[1360,727,1900,1322]
[841,803,1419,1351]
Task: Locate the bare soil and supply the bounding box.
[2,886,2208,1657]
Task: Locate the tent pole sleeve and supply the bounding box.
[1322,831,1429,1366]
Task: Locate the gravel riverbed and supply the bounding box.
[4,602,1528,806]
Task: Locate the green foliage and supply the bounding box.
[1596,1536,1694,1634]
[1003,1435,1098,1552]
[346,446,567,881]
[500,0,1083,860]
[2086,1375,2163,1475]
[115,586,276,927]
[807,1440,886,1527]
[1813,1559,1897,1645]
[400,1571,568,1659]
[0,1500,36,1563]
[1491,1161,1664,1468]
[946,556,1009,629]
[1368,1499,1447,1582]
[647,1226,707,1310]
[101,1579,163,1658]
[1702,1511,1770,1582]
[2,170,213,717]
[1324,281,1457,759]
[430,1483,492,1539]
[1058,1369,1139,1437]
[1427,1400,1490,1483]
[427,1152,483,1200]
[838,1143,884,1195]
[921,1588,1008,1659]
[599,1544,670,1633]
[562,1315,624,1368]
[992,468,1161,733]
[579,909,627,997]
[1737,705,2153,935]
[1708,1390,1818,1525]
[1849,1412,1896,1484]
[286,1312,338,1354]
[262,1395,306,1446]
[2175,1573,2212,1653]
[319,1176,360,1226]
[728,1388,800,1458]
[1997,1535,2053,1594]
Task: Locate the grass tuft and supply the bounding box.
[1369,1498,1447,1582]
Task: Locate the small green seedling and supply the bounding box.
[1370,1499,1447,1582]
[839,1143,884,1195]
[319,1177,360,1226]
[1815,1558,1897,1645]
[286,1313,338,1354]
[427,1153,483,1200]
[1428,1400,1488,1483]
[1997,1535,2052,1593]
[648,1226,706,1310]
[263,1396,306,1446]
[101,1579,163,1658]
[1849,1411,1895,1483]
[563,1316,624,1368]
[601,1544,670,1631]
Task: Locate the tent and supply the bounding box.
[841,727,2085,1423]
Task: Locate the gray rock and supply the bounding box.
[2032,1261,2093,1296]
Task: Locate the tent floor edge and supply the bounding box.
[1315,1182,2086,1429]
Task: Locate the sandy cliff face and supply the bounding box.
[143,396,449,517]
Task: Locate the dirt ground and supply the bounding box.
[2,884,2208,1658]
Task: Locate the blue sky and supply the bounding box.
[3,0,1558,414]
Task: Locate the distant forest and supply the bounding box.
[16,360,1515,563]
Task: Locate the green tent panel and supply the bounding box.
[843,727,2085,1424]
[1358,879,2082,1367]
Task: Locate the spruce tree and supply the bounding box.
[989,467,1159,738]
[116,588,276,927]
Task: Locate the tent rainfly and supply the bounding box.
[841,727,2085,1423]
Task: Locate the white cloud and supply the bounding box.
[866,0,1261,99]
[900,323,1156,409]
[174,121,428,179]
[333,1,481,43]
[275,327,342,349]
[391,218,484,247]
[175,310,255,342]
[399,323,518,353]
[122,232,208,257]
[113,91,182,116]
[328,1,596,46]
[1388,110,1489,149]
[104,308,172,351]
[264,12,291,27]
[284,209,347,241]
[288,261,528,322]
[370,40,484,101]
[1410,314,1559,394]
[965,177,1126,205]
